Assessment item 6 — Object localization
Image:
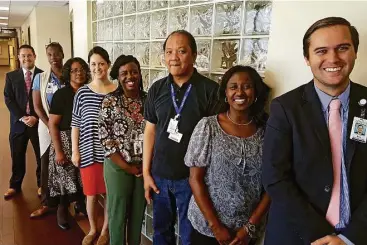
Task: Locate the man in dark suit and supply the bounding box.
[263,17,367,245]
[4,44,43,199]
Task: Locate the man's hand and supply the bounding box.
[143,174,159,205]
[312,235,347,245]
[24,116,38,127]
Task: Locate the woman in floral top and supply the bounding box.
[98,55,146,245]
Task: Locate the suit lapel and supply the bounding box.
[17,68,29,98]
[345,82,362,167]
[302,81,331,155]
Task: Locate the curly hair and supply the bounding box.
[61,57,90,86]
[218,65,270,126]
[110,54,144,94]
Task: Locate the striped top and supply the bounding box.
[71,85,117,168]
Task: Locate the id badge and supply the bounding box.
[133,141,143,155]
[167,118,178,134]
[46,83,53,93]
[168,131,183,143]
[350,117,367,143]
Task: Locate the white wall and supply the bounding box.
[20,6,71,70]
[69,0,92,61]
[265,1,367,98]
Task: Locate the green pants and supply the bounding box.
[104,158,146,245]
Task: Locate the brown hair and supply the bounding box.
[303,17,359,59]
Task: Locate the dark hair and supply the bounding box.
[303,17,359,59]
[163,30,197,54]
[46,42,64,58]
[110,54,144,95]
[88,46,111,64]
[19,44,35,55]
[218,65,270,126]
[61,57,90,86]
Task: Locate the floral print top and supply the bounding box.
[98,89,147,164]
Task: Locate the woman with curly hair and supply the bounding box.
[48,57,89,229]
[185,65,271,245]
[98,54,147,245]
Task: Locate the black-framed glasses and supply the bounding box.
[70,68,86,74]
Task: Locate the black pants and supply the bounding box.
[9,127,41,191]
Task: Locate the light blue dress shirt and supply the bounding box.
[314,83,353,245]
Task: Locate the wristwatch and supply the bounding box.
[243,221,256,238]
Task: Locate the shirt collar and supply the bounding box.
[22,66,35,77]
[314,82,350,112]
[166,68,198,89]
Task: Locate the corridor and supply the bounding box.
[0,65,85,245]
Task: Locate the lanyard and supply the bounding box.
[170,84,192,118]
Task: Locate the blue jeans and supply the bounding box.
[152,175,193,245]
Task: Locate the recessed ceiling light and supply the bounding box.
[0,23,8,25]
[0,7,9,11]
[0,17,8,20]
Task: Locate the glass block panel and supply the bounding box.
[123,15,136,40]
[92,22,97,42]
[190,5,213,36]
[135,42,150,67]
[113,43,124,63]
[141,69,150,92]
[122,43,136,55]
[152,0,168,10]
[191,0,212,3]
[215,1,242,36]
[97,20,106,41]
[150,69,167,85]
[150,42,164,68]
[92,1,97,21]
[136,13,151,40]
[169,0,189,7]
[104,42,113,60]
[146,215,154,240]
[104,1,114,18]
[113,17,123,41]
[124,0,136,14]
[240,38,269,71]
[244,1,272,35]
[210,74,223,84]
[105,19,113,41]
[168,7,188,33]
[113,0,124,16]
[96,1,104,20]
[196,40,211,72]
[146,203,153,217]
[137,0,151,12]
[212,39,239,71]
[151,11,168,39]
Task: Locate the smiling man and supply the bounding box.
[262,17,367,245]
[4,45,43,199]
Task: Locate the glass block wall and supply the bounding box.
[91,0,272,243]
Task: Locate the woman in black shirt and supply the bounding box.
[48,57,90,230]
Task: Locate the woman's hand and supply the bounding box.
[126,165,142,176]
[229,228,249,245]
[211,223,233,245]
[71,151,81,167]
[55,151,68,165]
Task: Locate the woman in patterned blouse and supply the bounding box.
[185,66,271,245]
[98,55,147,245]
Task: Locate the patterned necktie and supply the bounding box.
[326,99,342,226]
[25,70,32,114]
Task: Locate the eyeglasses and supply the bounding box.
[70,68,86,74]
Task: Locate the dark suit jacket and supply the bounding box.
[4,67,43,133]
[262,81,367,245]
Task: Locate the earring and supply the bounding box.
[225,97,228,103]
[254,97,258,103]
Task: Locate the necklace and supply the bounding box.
[226,111,253,126]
